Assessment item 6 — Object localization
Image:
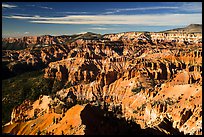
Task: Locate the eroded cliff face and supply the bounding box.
[2,32,202,135]
[2,43,77,77]
[2,35,72,50]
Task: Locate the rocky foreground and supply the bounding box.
[2,26,202,135]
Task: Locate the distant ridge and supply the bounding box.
[160,24,202,33]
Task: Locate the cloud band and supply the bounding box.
[4,14,202,26]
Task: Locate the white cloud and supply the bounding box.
[26,4,53,10]
[104,3,202,14]
[64,12,89,14]
[39,6,53,10]
[2,3,17,8]
[106,6,179,14]
[76,32,87,34]
[179,2,202,12]
[24,32,29,34]
[4,15,95,20]
[103,11,116,15]
[3,14,202,26]
[26,4,36,7]
[89,27,108,30]
[104,6,180,14]
[4,15,41,19]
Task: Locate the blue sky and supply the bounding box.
[2,2,202,37]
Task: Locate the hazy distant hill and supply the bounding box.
[161,24,202,33]
[74,32,102,40]
[2,24,202,50]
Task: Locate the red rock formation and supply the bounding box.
[2,29,202,135]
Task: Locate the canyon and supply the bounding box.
[2,24,202,135]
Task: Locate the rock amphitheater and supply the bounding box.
[2,25,202,135]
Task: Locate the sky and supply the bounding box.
[2,2,202,38]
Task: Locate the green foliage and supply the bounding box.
[53,116,56,124]
[131,86,144,94]
[51,80,65,94]
[34,110,38,119]
[133,110,138,114]
[84,53,89,59]
[152,100,160,107]
[76,99,89,105]
[40,130,48,135]
[165,97,175,105]
[2,70,55,125]
[63,81,72,89]
[141,104,146,111]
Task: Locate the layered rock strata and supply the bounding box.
[2,29,202,135]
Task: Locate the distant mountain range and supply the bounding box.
[2,24,202,50]
[160,24,202,33]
